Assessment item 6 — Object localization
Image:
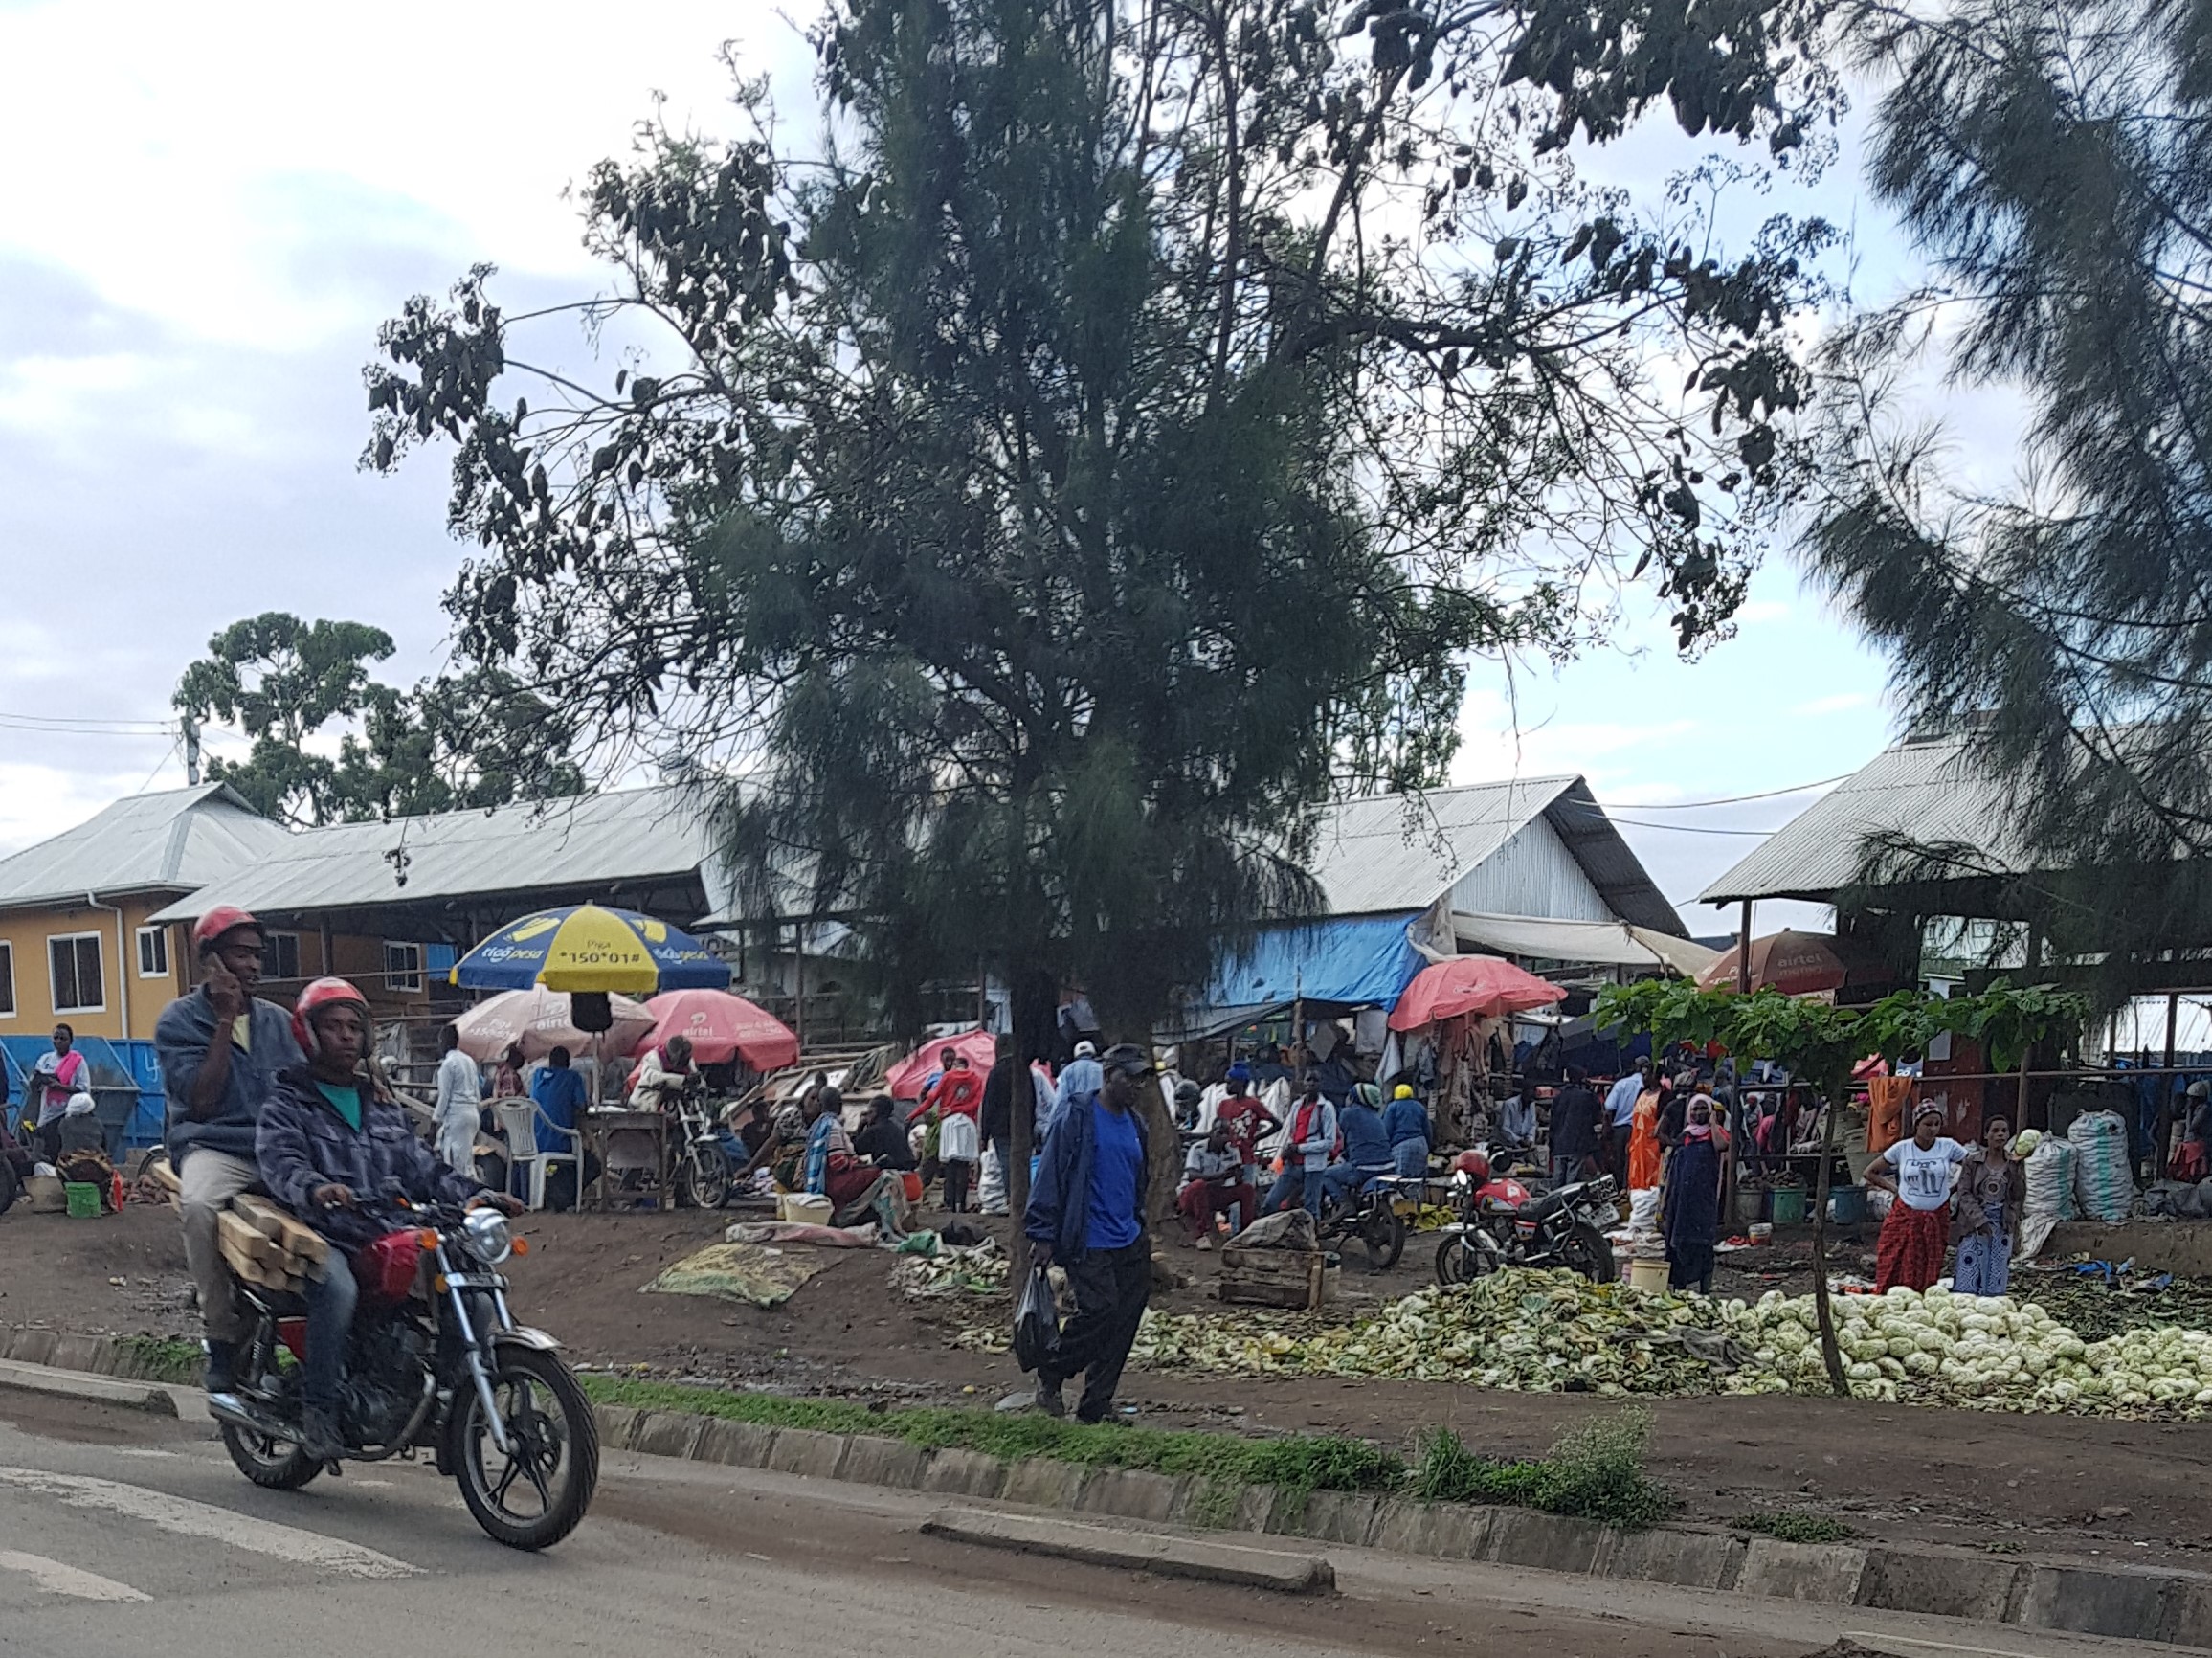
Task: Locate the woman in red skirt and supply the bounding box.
[1864,1103,1971,1292]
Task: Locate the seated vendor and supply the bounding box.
[853,1095,917,1170]
[799,1087,914,1236]
[629,1036,698,1111]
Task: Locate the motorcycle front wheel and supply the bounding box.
[1434,1232,1496,1286]
[452,1348,599,1551]
[676,1143,732,1210]
[1557,1221,1618,1285]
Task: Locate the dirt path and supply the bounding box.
[10,1199,2210,1566]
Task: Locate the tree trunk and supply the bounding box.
[1810,1082,1847,1396]
[1007,965,1059,1279]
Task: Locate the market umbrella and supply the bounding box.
[884,1028,999,1101]
[451,986,657,1064]
[1696,930,1855,997]
[1387,956,1566,1031]
[641,989,800,1071]
[450,903,731,995]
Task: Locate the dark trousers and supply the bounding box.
[1044,1240,1151,1422]
[301,1249,359,1411]
[942,1159,974,1212]
[1607,1122,1632,1179]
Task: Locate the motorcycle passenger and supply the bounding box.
[256,978,521,1464]
[1381,1083,1432,1180]
[1317,1082,1396,1210]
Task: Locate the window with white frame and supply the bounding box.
[262,932,302,982]
[49,933,104,1015]
[384,941,424,994]
[0,941,14,1017]
[137,925,169,978]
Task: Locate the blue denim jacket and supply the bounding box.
[155,988,302,1168]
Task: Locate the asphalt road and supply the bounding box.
[0,1390,2156,1658]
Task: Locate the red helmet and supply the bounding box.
[1453,1150,1492,1183]
[192,905,262,954]
[292,977,370,1060]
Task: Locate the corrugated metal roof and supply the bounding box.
[147,787,719,923]
[1306,777,1684,935]
[1699,734,2029,903]
[0,784,293,911]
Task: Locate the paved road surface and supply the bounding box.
[0,1391,2154,1658]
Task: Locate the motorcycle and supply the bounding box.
[671,1084,734,1209]
[208,1198,598,1552]
[1434,1151,1620,1285]
[1316,1172,1422,1271]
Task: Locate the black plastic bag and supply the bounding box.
[1012,1266,1061,1375]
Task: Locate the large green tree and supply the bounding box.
[1805,0,2212,992]
[367,0,1836,1055]
[175,612,584,826]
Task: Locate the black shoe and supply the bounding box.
[299,1405,344,1466]
[203,1341,236,1395]
[1075,1403,1128,1426]
[1034,1378,1065,1418]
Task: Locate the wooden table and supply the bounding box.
[581,1109,671,1210]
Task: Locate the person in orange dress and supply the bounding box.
[1628,1077,1665,1192]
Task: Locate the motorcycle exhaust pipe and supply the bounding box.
[207,1390,296,1444]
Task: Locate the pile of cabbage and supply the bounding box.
[1121,1268,2212,1419]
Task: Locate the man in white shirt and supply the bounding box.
[431,1023,483,1174]
[1175,1123,1254,1249]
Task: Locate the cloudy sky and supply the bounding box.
[0,0,2022,933]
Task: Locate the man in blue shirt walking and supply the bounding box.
[1024,1042,1153,1423]
[1604,1058,1652,1182]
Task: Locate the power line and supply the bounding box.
[1595,773,1853,810]
[0,710,176,736]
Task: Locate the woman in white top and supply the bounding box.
[431,1023,482,1174]
[1864,1103,1970,1292]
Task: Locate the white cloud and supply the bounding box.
[1793,691,1875,717]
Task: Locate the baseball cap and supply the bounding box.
[1074,1040,1097,1059]
[1099,1043,1153,1079]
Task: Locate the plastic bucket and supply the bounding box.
[1627,1256,1670,1293]
[778,1193,834,1225]
[1733,1186,1768,1227]
[63,1182,102,1219]
[1829,1185,1868,1225]
[1770,1186,1808,1225]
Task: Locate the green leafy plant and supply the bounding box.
[1733,1511,1857,1545]
[1411,1408,1674,1530]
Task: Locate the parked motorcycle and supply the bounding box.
[209,1198,598,1551]
[1316,1172,1422,1271]
[671,1084,733,1209]
[1434,1151,1619,1285]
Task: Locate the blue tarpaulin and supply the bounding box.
[1,1036,166,1156]
[1168,913,1426,1040]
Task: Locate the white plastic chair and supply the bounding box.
[496,1101,580,1211]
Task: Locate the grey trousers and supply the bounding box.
[178,1149,259,1344]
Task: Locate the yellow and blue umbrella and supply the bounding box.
[450,904,730,996]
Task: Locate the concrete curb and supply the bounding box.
[924,1506,1334,1593]
[0,1356,178,1417]
[587,1398,2212,1648]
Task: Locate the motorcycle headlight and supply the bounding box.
[1450,1170,1471,1190]
[460,1207,513,1266]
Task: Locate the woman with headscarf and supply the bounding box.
[799,1087,914,1237]
[1950,1114,2026,1296]
[1865,1103,1971,1292]
[1663,1093,1729,1291]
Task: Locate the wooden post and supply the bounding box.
[1811,1081,1846,1396]
[1737,899,1754,994]
[2159,991,2181,1178]
[793,921,807,1054]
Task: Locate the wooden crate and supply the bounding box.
[1217,1245,1328,1311]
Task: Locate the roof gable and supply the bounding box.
[0,784,291,911]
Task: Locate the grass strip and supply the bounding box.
[579,1375,1403,1496]
[581,1376,1676,1529]
[114,1336,203,1385]
[1731,1511,1858,1544]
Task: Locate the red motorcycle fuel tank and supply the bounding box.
[1475,1176,1529,1212]
[356,1229,424,1305]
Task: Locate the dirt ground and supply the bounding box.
[9,1197,2210,1566]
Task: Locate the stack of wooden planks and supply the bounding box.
[218,1194,328,1290]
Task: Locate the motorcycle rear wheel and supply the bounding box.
[1558,1221,1618,1284]
[452,1348,598,1551]
[1357,1201,1406,1272]
[220,1420,324,1490]
[676,1144,731,1210]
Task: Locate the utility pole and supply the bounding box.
[182,715,201,786]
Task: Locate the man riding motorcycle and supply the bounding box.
[254,978,521,1463]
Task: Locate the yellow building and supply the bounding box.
[0,785,295,1042]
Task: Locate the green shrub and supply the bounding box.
[1409,1408,1674,1530]
[1733,1511,1856,1545]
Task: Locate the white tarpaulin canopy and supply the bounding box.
[1449,911,1719,976]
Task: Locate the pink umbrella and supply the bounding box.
[1387,956,1566,1032]
[452,985,656,1063]
[885,1028,999,1101]
[641,989,800,1071]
